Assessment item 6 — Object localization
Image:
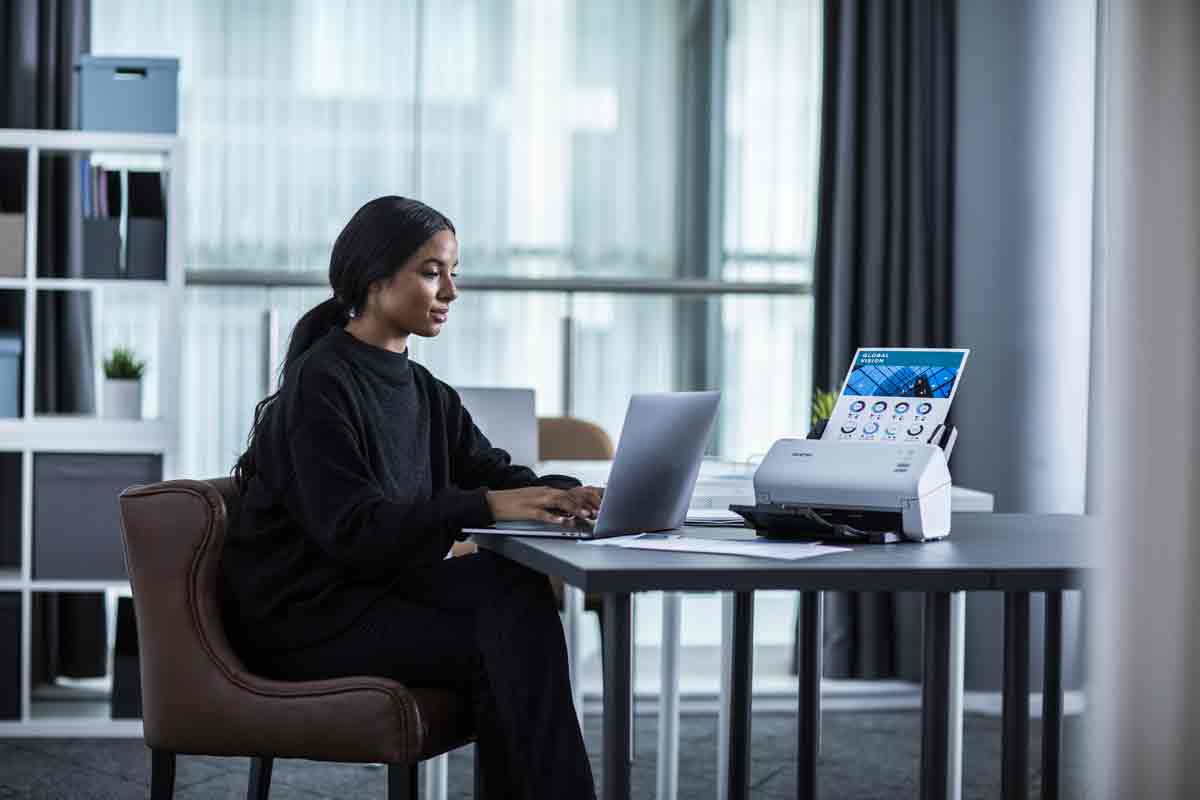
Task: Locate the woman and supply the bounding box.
[221,196,600,798]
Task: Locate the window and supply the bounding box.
[92,0,822,478]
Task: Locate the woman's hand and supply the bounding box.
[564,485,603,519]
[486,486,589,524]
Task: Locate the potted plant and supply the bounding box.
[809,388,837,439]
[102,347,146,419]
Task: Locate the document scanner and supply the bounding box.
[729,435,954,543]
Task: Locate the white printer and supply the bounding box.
[729,436,953,543]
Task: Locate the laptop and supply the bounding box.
[455,386,538,468]
[463,391,721,540]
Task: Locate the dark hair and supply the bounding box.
[232,196,455,489]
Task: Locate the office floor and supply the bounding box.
[0,709,1090,799]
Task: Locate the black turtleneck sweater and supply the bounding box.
[221,327,578,656]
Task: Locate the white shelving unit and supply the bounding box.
[0,128,184,736]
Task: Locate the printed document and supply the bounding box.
[584,533,850,561]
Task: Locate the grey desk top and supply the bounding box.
[472,513,1099,594]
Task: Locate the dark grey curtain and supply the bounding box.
[810,0,956,678]
[2,0,104,682]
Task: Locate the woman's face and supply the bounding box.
[368,229,460,339]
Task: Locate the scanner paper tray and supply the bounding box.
[728,503,903,544]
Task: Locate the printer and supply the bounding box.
[729,435,953,543]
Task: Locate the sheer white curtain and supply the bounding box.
[93,0,682,477]
[720,0,822,458]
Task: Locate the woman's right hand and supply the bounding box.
[486,487,587,524]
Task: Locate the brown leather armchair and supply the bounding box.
[118,478,480,800]
[535,417,613,622]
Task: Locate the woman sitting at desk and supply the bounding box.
[221,196,601,798]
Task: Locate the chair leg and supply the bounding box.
[387,763,418,800]
[247,756,273,800]
[150,748,176,800]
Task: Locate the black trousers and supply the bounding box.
[254,550,596,799]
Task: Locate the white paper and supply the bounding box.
[823,347,969,444]
[684,508,745,525]
[584,533,850,561]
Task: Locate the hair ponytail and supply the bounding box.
[232,196,454,490]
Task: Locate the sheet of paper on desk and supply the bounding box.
[684,508,745,525]
[585,533,850,561]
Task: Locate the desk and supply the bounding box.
[475,513,1095,800]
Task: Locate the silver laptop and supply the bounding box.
[464,391,721,540]
[455,386,538,468]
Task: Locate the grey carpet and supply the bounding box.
[0,710,1090,798]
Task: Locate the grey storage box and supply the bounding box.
[33,453,162,580]
[126,217,166,279]
[76,56,179,134]
[0,214,24,277]
[82,218,121,278]
[0,594,18,719]
[0,332,21,418]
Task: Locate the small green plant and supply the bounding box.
[103,347,147,380]
[811,388,837,426]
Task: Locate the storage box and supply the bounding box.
[76,56,179,135]
[126,217,166,280]
[0,214,24,277]
[82,218,121,278]
[0,331,21,418]
[33,453,162,580]
[0,594,18,719]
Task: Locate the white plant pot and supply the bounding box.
[103,379,142,419]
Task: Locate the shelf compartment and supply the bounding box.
[0,452,20,572]
[0,593,19,719]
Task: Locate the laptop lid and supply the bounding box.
[593,391,721,535]
[455,386,538,468]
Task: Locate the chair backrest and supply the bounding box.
[455,386,538,467]
[537,416,614,461]
[117,478,248,750]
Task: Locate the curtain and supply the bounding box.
[2,0,106,683]
[810,0,956,678]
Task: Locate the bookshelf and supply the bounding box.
[0,128,184,736]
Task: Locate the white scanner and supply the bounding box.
[729,437,953,543]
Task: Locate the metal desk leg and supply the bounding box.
[1041,591,1064,800]
[718,594,734,800]
[419,753,447,800]
[565,585,586,731]
[921,592,952,800]
[797,591,822,800]
[1002,592,1031,800]
[657,592,682,800]
[603,592,633,800]
[948,592,965,800]
[726,591,754,800]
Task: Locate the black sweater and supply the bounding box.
[220,326,578,655]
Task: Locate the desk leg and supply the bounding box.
[565,585,586,732]
[1002,592,1031,800]
[657,592,682,800]
[797,591,822,800]
[726,591,754,800]
[603,592,633,800]
[948,592,965,800]
[920,592,952,800]
[1041,591,1063,800]
[718,594,733,800]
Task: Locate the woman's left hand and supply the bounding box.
[565,485,603,519]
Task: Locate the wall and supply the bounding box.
[954,0,1096,690]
